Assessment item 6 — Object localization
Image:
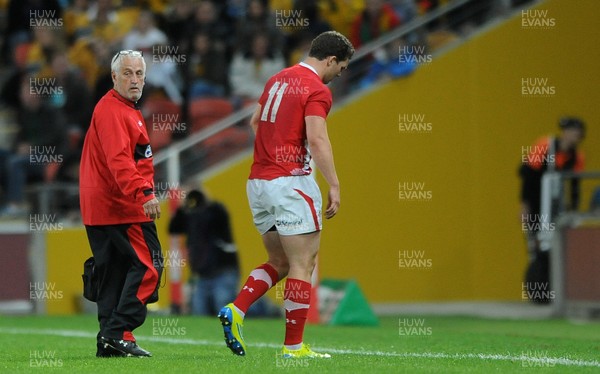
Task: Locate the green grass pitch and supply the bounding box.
[0,314,599,373]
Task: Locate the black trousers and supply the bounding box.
[85,222,163,341]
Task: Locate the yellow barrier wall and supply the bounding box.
[46,204,173,314]
[204,0,600,302]
[46,0,600,312]
[46,229,92,314]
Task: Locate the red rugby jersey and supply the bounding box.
[249,63,332,180]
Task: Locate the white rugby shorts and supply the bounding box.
[247,175,323,235]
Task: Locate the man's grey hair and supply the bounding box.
[111,50,146,73]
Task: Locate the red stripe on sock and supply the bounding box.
[284,278,311,346]
[233,263,278,314]
[263,263,279,284]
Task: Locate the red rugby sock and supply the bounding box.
[233,263,279,314]
[283,278,311,347]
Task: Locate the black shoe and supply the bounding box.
[96,342,127,358]
[100,336,152,357]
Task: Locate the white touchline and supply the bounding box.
[1,327,599,368]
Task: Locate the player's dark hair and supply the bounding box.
[308,31,355,62]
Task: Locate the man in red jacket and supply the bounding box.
[80,50,163,358]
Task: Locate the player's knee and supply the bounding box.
[306,254,317,272]
[288,260,314,276]
[269,259,290,278]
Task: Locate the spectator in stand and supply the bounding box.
[3,0,62,62]
[0,38,32,110]
[390,0,418,23]
[389,0,421,44]
[48,51,94,134]
[350,0,401,49]
[44,50,92,188]
[415,0,438,15]
[225,0,250,19]
[287,30,314,65]
[161,0,196,55]
[122,11,184,104]
[186,32,230,99]
[67,36,101,90]
[318,0,365,38]
[90,38,115,104]
[69,0,139,89]
[43,52,88,214]
[188,0,234,57]
[358,37,417,89]
[0,76,66,217]
[235,0,282,54]
[297,1,333,37]
[348,0,401,89]
[24,28,66,75]
[144,53,185,105]
[88,0,122,47]
[64,0,93,43]
[282,1,332,62]
[229,33,285,101]
[122,10,168,53]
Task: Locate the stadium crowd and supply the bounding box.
[0,0,531,217]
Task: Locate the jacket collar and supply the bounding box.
[110,89,140,109]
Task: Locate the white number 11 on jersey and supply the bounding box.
[260,81,288,123]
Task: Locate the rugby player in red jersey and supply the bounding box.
[218,31,354,359]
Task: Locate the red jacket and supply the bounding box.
[80,89,155,225]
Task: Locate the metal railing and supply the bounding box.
[153,105,255,184]
[539,170,600,251]
[153,0,509,185]
[545,171,600,318]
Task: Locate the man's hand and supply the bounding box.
[143,197,161,219]
[325,185,340,219]
[306,115,340,220]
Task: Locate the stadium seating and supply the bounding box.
[188,97,234,134]
[43,162,61,183]
[202,126,252,166]
[13,42,31,69]
[141,96,181,151]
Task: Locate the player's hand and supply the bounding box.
[325,185,340,219]
[143,197,161,220]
